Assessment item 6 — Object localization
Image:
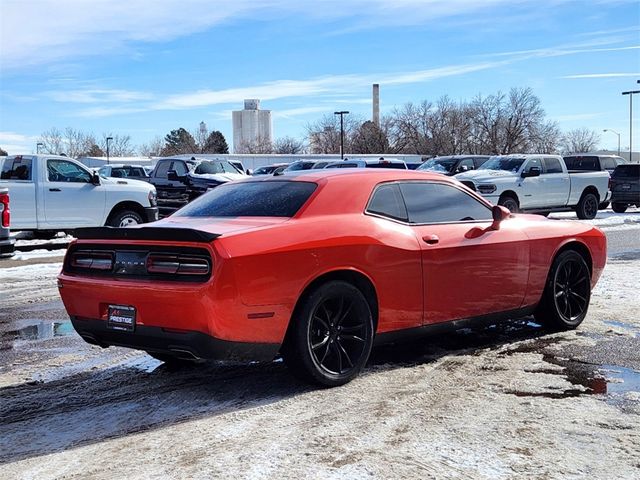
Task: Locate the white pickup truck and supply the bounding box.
[0,155,159,235]
[455,154,610,219]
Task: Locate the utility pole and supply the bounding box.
[622,90,640,162]
[106,136,113,165]
[334,111,349,159]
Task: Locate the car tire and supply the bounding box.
[612,202,628,213]
[282,280,374,387]
[498,194,519,213]
[108,209,144,228]
[534,250,591,331]
[576,192,599,220]
[599,201,610,210]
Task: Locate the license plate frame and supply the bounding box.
[107,305,136,332]
[621,183,631,190]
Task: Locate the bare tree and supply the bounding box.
[38,127,64,155]
[560,128,601,154]
[138,136,165,157]
[235,136,273,154]
[273,136,305,154]
[351,121,389,154]
[306,114,361,154]
[100,133,135,157]
[529,121,563,154]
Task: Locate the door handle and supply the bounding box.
[49,188,61,192]
[422,234,439,245]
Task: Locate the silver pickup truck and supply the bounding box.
[455,154,610,219]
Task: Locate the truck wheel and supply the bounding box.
[612,203,628,213]
[498,194,519,213]
[108,210,144,227]
[576,192,598,220]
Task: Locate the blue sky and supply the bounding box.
[1,0,639,154]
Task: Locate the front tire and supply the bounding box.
[612,202,628,213]
[498,194,519,213]
[576,192,599,220]
[108,209,144,227]
[534,250,591,331]
[283,281,374,387]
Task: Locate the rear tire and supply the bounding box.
[576,192,598,220]
[282,280,374,387]
[108,209,144,227]
[612,202,628,213]
[498,194,519,213]
[534,250,591,331]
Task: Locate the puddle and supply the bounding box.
[0,320,74,347]
[603,320,639,337]
[599,365,640,395]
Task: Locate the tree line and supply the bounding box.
[0,87,603,158]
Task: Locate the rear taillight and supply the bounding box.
[0,193,10,228]
[146,254,210,276]
[69,250,114,271]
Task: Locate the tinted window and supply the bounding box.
[456,158,474,173]
[601,157,616,171]
[285,161,316,171]
[418,158,457,173]
[1,157,33,180]
[543,157,563,174]
[612,165,640,179]
[326,163,358,169]
[366,184,408,221]
[47,159,91,183]
[524,158,542,173]
[154,161,171,178]
[474,157,489,168]
[365,162,407,169]
[194,161,238,175]
[172,161,188,176]
[399,182,492,223]
[564,156,598,171]
[175,181,317,217]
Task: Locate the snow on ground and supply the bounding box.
[10,249,67,261]
[550,207,640,229]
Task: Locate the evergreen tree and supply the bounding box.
[0,147,7,156]
[202,130,229,154]
[161,128,198,155]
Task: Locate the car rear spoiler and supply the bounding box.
[73,227,221,243]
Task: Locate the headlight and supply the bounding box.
[148,189,157,207]
[477,184,497,194]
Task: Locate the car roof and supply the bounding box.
[245,167,445,184]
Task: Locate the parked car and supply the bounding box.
[0,187,15,257]
[59,169,606,387]
[418,155,489,175]
[610,164,640,213]
[98,164,150,182]
[311,161,332,169]
[324,158,408,169]
[0,155,158,235]
[149,157,246,216]
[563,154,627,208]
[455,154,610,219]
[405,162,425,170]
[283,160,318,172]
[252,163,289,175]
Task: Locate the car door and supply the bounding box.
[44,158,106,227]
[397,181,530,324]
[540,156,569,207]
[518,157,545,209]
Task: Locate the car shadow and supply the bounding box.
[0,316,550,465]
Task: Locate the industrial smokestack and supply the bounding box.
[372,84,380,126]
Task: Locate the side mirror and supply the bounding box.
[490,205,511,230]
[91,173,100,185]
[167,170,178,181]
[521,166,541,178]
[246,169,253,175]
[458,165,471,173]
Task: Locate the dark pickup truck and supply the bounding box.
[149,157,247,216]
[610,164,640,213]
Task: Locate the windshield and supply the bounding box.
[285,161,315,171]
[479,157,525,173]
[418,158,457,173]
[175,180,317,217]
[193,161,238,175]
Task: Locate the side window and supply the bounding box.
[543,157,563,174]
[399,182,493,224]
[172,161,188,176]
[47,159,91,183]
[474,157,489,168]
[601,158,616,171]
[154,161,171,178]
[1,158,33,180]
[366,184,408,221]
[456,158,474,173]
[524,158,542,173]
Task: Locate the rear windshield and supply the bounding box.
[175,180,317,217]
[612,164,640,179]
[1,157,33,180]
[365,162,407,169]
[564,156,599,171]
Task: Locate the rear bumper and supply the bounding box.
[144,206,159,222]
[71,316,280,361]
[611,191,640,204]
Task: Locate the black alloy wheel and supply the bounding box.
[283,280,374,387]
[535,250,591,330]
[612,202,628,213]
[499,195,519,213]
[576,192,598,220]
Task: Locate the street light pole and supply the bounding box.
[622,90,640,162]
[603,129,621,156]
[36,142,44,154]
[334,111,349,159]
[106,136,113,165]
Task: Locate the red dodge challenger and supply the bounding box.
[58,169,606,386]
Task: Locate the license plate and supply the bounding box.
[621,184,631,190]
[107,305,136,332]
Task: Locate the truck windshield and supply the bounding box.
[175,180,317,217]
[478,157,525,173]
[418,158,457,173]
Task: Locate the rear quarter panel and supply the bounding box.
[567,171,610,206]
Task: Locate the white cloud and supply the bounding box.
[46,89,154,104]
[0,131,39,154]
[562,73,640,79]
